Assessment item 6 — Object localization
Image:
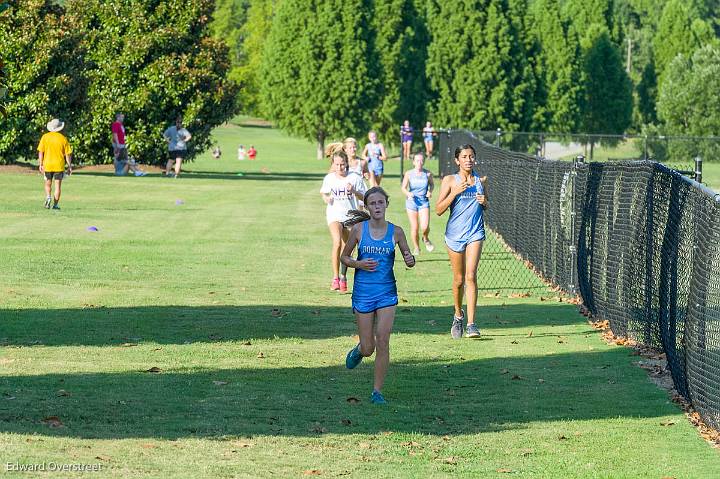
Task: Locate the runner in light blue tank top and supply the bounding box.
[444,170,485,252]
[401,153,435,255]
[436,144,489,340]
[362,131,387,187]
[341,187,416,405]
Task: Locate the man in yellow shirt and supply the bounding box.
[38,118,73,209]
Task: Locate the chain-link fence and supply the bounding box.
[465,130,720,180]
[439,129,720,430]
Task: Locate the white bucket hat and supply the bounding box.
[46,118,65,132]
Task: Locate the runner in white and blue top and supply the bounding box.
[436,144,488,340]
[341,187,415,405]
[401,152,435,255]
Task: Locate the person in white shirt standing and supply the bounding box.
[163,116,192,178]
[320,146,366,293]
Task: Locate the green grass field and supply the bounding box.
[1,122,719,478]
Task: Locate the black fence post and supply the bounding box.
[695,156,703,183]
[568,154,585,296]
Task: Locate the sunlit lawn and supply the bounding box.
[1,122,718,478]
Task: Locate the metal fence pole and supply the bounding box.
[695,156,703,183]
[569,154,585,295]
[496,128,502,148]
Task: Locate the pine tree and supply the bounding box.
[260,0,378,158]
[528,0,583,132]
[370,0,429,144]
[653,0,714,82]
[425,0,534,131]
[582,29,633,135]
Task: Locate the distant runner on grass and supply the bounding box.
[361,131,386,187]
[163,116,192,178]
[401,152,435,256]
[342,186,415,405]
[38,118,72,210]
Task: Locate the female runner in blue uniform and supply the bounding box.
[361,131,387,187]
[341,187,415,404]
[401,152,435,255]
[435,144,488,339]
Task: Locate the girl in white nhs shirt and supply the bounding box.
[320,148,366,293]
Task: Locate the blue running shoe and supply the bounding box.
[465,322,481,338]
[345,343,363,369]
[370,390,387,405]
[451,310,464,339]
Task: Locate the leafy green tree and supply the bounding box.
[657,43,720,160]
[653,0,714,82]
[0,0,86,163]
[425,0,535,131]
[582,29,633,136]
[260,0,378,159]
[528,0,583,132]
[65,0,238,164]
[210,0,252,110]
[236,0,276,116]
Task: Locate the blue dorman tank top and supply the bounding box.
[354,221,396,287]
[408,170,429,198]
[445,173,485,242]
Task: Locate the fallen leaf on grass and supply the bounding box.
[558,435,568,440]
[95,455,111,461]
[511,375,524,380]
[526,330,533,338]
[346,397,361,404]
[402,441,420,448]
[510,340,519,345]
[311,310,320,315]
[440,457,457,465]
[310,423,327,434]
[484,292,500,298]
[509,292,531,298]
[520,448,534,456]
[257,352,265,359]
[212,381,228,386]
[120,343,138,347]
[145,367,162,373]
[500,369,510,375]
[231,441,254,448]
[141,443,156,449]
[538,379,545,383]
[303,470,322,476]
[56,389,71,397]
[660,420,676,426]
[242,341,252,346]
[208,334,222,340]
[270,308,287,318]
[42,416,64,428]
[341,419,352,426]
[497,468,514,473]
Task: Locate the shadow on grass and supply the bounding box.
[0,304,584,347]
[0,349,669,440]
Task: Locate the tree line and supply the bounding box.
[216,0,720,159]
[0,0,237,165]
